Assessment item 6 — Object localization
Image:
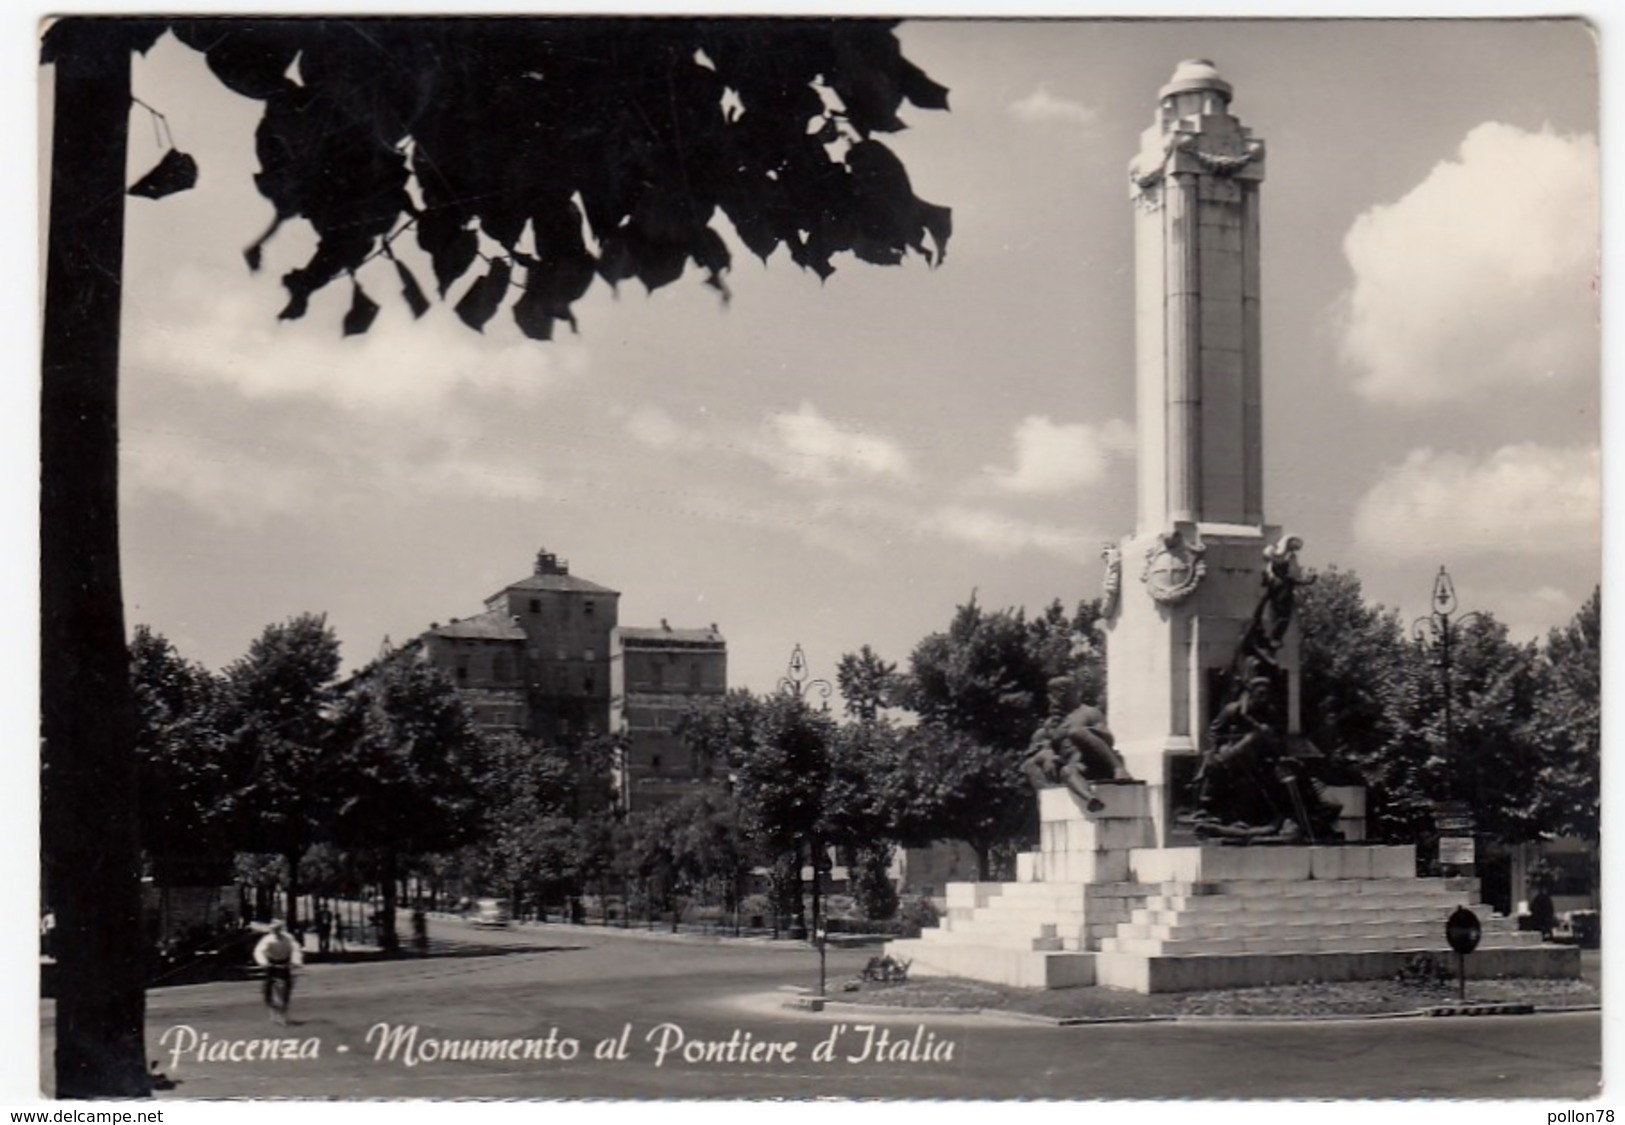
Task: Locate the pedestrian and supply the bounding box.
[253,920,304,1024]
[315,906,333,956]
[1530,889,1557,941]
[412,906,428,954]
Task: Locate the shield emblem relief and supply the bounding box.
[1141,526,1207,605]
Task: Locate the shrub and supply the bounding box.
[739,894,772,928]
[688,904,726,926]
[851,854,899,921]
[824,917,921,938]
[823,894,857,919]
[897,894,940,931]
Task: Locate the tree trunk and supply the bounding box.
[41,29,151,1099]
[790,842,808,938]
[283,851,301,934]
[379,850,399,953]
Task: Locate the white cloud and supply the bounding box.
[1497,584,1584,642]
[122,427,320,525]
[1352,444,1599,558]
[126,264,588,418]
[753,402,913,485]
[1336,123,1598,404]
[1008,86,1098,128]
[623,404,695,450]
[982,415,1134,494]
[923,504,1094,560]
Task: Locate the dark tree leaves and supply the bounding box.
[454,258,511,332]
[343,282,380,336]
[394,258,431,318]
[127,148,198,199]
[417,208,480,298]
[170,17,950,336]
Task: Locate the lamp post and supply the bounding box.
[1412,566,1483,872]
[777,643,831,954]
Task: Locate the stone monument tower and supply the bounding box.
[883,60,1570,995]
[1104,59,1294,843]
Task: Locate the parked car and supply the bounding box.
[468,898,510,928]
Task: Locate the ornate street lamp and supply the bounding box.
[778,642,832,708]
[1412,565,1484,870]
[777,643,831,976]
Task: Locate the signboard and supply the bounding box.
[1446,906,1482,955]
[1438,836,1476,866]
[1434,801,1475,835]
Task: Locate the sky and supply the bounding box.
[90,17,1601,702]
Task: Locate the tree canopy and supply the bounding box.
[147,18,953,338]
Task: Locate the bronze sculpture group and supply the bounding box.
[1190,535,1342,841]
[1021,679,1132,813]
[1024,535,1342,842]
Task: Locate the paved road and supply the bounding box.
[41,921,1602,1100]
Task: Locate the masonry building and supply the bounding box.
[410,549,726,811]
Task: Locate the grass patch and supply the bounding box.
[844,974,1598,1021]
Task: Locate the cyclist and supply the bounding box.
[253,919,304,1024]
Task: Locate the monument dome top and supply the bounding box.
[1159,58,1233,102]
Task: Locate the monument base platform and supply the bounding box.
[885,790,1578,993]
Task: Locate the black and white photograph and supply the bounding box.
[28,6,1604,1112]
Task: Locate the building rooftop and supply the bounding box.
[428,609,527,641]
[495,572,619,596]
[619,621,725,645]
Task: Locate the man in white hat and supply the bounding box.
[253,919,304,1024]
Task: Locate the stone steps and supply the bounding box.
[1154,875,1463,897]
[1130,900,1506,926]
[887,937,1096,989]
[921,924,1066,952]
[1117,916,1516,941]
[887,835,1581,993]
[1100,929,1543,956]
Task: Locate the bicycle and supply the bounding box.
[261,964,293,1025]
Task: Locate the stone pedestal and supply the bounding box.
[1107,525,1301,844]
[885,788,1578,994]
[1032,784,1155,883]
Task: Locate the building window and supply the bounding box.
[584,648,595,663]
[584,599,595,617]
[583,675,595,694]
[652,663,664,689]
[529,598,541,614]
[689,663,701,689]
[651,754,662,773]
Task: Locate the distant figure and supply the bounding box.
[314,906,333,956]
[411,906,429,954]
[1529,890,1557,941]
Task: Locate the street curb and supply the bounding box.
[1422,1002,1535,1017]
[815,998,1600,1026]
[821,998,986,1016]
